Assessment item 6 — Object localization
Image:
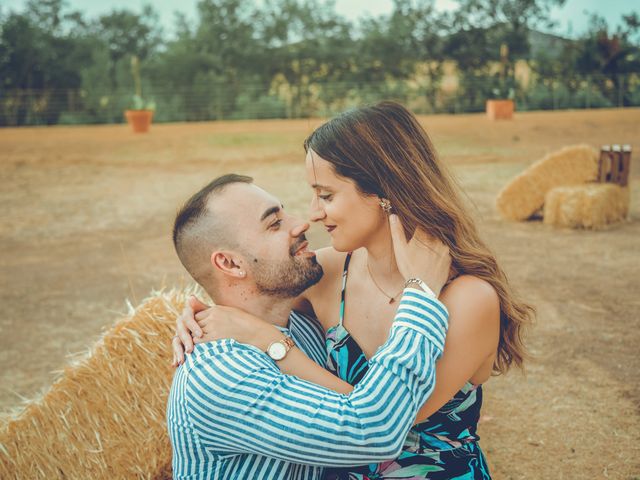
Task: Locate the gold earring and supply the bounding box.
[379,199,392,214]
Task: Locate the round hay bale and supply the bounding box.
[543,184,630,229]
[0,288,197,479]
[496,144,599,221]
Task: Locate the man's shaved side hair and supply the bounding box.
[172,173,253,294]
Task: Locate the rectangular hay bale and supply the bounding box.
[543,183,630,229]
[0,289,197,479]
[496,144,599,221]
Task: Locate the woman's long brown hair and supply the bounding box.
[304,101,532,374]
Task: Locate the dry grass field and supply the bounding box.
[1,109,639,479]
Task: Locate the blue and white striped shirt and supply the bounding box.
[167,289,448,479]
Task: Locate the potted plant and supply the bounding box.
[486,44,515,120]
[124,56,155,133]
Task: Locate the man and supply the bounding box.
[167,173,449,479]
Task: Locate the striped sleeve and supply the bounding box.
[184,288,448,467]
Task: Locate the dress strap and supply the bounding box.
[338,252,352,326]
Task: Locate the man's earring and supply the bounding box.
[379,198,392,214]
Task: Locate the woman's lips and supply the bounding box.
[326,225,336,233]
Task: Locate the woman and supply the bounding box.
[173,101,533,479]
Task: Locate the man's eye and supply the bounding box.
[270,219,282,229]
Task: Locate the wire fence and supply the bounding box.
[1,73,639,126]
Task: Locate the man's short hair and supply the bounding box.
[173,173,253,291]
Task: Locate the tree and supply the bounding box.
[95,5,162,90]
[260,0,353,116]
[573,13,640,106]
[446,0,566,109]
[0,3,93,125]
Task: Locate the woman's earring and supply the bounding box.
[379,198,392,214]
[239,271,246,277]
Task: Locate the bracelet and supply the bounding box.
[404,278,437,298]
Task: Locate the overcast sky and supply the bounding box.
[2,0,638,39]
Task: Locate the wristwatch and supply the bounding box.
[266,336,295,361]
[404,277,437,298]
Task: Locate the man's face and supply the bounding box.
[218,183,323,298]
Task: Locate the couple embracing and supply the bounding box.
[167,102,532,479]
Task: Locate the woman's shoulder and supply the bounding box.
[440,275,500,325]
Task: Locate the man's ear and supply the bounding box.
[211,250,246,279]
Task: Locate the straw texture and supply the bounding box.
[496,145,599,221]
[0,288,197,479]
[543,184,630,229]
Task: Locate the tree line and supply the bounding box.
[1,0,639,126]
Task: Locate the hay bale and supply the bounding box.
[0,288,197,479]
[496,144,599,221]
[543,184,630,229]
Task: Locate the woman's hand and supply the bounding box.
[171,296,282,366]
[389,214,451,297]
[172,296,208,367]
[193,305,281,351]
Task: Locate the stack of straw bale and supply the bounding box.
[496,144,599,221]
[0,288,195,479]
[543,183,630,229]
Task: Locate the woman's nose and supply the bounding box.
[309,195,325,222]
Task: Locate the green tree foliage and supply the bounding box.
[445,0,566,111]
[0,0,638,125]
[0,1,94,124]
[95,6,161,89]
[529,12,640,109]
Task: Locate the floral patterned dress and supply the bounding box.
[323,253,492,480]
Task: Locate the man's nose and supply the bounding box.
[290,220,310,238]
[309,195,325,222]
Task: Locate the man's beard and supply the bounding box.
[250,238,324,298]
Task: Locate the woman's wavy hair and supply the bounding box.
[304,101,532,374]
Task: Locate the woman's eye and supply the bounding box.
[270,219,282,229]
[318,194,333,201]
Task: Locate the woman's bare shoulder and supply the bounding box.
[440,275,500,325]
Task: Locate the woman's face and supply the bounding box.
[305,149,383,252]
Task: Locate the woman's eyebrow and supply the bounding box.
[311,183,333,190]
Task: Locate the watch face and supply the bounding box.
[268,342,287,361]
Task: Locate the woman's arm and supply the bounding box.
[185,302,354,394]
[415,275,501,421]
[270,345,354,394]
[182,289,448,467]
[207,275,501,422]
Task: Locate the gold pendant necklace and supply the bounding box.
[366,261,404,304]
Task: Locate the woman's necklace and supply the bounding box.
[366,261,404,304]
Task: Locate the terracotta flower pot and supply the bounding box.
[486,99,514,120]
[124,109,154,133]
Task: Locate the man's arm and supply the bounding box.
[184,288,447,467]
